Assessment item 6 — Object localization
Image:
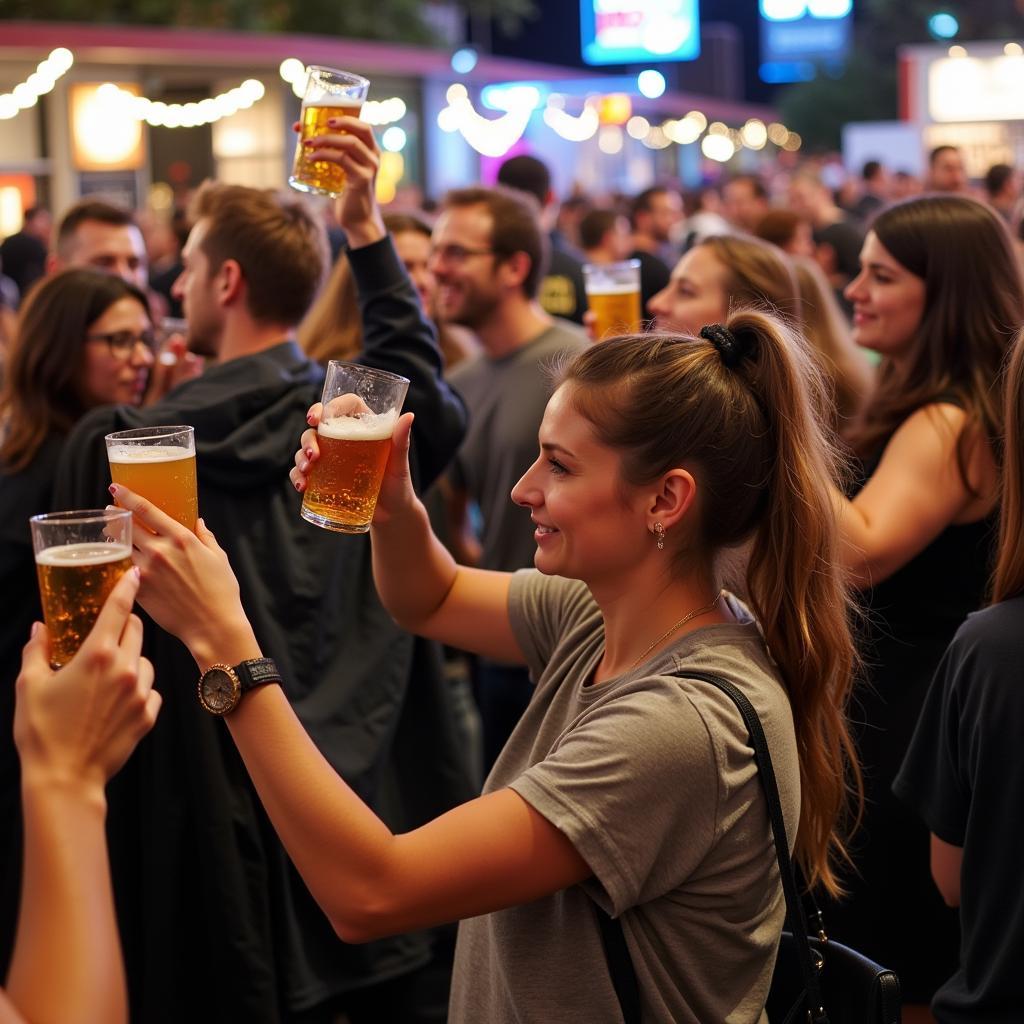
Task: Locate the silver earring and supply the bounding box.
[654,522,665,551]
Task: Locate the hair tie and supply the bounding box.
[700,323,743,368]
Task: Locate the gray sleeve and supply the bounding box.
[508,570,594,681]
[510,684,719,914]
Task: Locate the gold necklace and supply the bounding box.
[630,593,722,670]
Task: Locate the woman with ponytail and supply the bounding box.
[823,195,1024,1011]
[116,307,859,1022]
[891,327,1024,1022]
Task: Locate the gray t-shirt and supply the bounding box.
[448,320,587,572]
[448,571,801,1024]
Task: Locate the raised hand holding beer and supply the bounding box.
[298,362,410,533]
[289,67,370,199]
[30,508,134,668]
[294,114,385,249]
[15,567,161,792]
[292,405,416,527]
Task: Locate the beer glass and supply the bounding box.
[30,508,133,668]
[301,361,410,533]
[583,260,643,340]
[289,66,371,198]
[105,425,198,530]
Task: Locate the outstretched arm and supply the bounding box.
[122,485,587,943]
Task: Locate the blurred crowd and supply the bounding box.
[1,130,1023,1024]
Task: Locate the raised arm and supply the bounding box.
[303,115,465,490]
[121,486,588,943]
[5,571,160,1024]
[833,403,996,587]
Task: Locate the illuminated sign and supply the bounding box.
[759,0,852,83]
[580,0,701,66]
[929,54,1024,122]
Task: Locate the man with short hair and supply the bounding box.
[48,199,149,290]
[432,185,586,769]
[579,207,632,265]
[497,154,586,324]
[928,145,969,194]
[722,174,770,233]
[0,205,51,300]
[47,123,470,1023]
[984,162,1020,222]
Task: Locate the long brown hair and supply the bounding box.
[0,268,151,472]
[560,312,860,895]
[848,195,1024,476]
[993,327,1024,602]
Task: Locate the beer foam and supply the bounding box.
[318,411,397,442]
[35,542,133,567]
[107,444,193,464]
[587,282,640,295]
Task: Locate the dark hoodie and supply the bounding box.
[43,236,473,1021]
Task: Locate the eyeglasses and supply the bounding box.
[86,329,158,359]
[429,244,495,265]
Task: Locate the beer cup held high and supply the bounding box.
[301,362,410,534]
[30,509,133,668]
[105,425,198,530]
[289,67,371,198]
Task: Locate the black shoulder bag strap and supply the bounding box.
[594,669,828,1024]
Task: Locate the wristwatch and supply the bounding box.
[197,658,282,716]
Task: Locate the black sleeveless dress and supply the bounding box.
[825,431,996,1003]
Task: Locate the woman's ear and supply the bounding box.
[647,468,697,533]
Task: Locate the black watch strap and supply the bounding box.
[235,657,283,694]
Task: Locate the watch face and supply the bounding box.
[200,667,240,715]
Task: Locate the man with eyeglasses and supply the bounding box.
[432,185,586,773]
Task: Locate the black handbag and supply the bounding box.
[595,670,901,1023]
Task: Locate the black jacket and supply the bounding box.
[48,236,472,1021]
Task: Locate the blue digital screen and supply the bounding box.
[759,1,852,83]
[580,1,701,66]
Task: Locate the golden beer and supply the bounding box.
[588,285,643,340]
[290,100,364,197]
[35,543,133,667]
[301,415,395,533]
[107,444,198,530]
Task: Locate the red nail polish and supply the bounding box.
[108,483,118,495]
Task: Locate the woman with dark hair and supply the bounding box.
[892,326,1024,1022]
[825,194,1024,1013]
[118,304,860,1022]
[0,269,154,975]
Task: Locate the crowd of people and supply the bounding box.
[0,121,1022,1024]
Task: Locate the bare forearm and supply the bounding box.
[370,500,459,629]
[7,780,126,1024]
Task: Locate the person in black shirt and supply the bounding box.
[0,206,50,302]
[894,325,1024,1023]
[497,154,586,324]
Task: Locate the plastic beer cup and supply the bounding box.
[30,508,133,668]
[289,66,371,198]
[301,361,410,533]
[105,425,198,530]
[583,259,643,340]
